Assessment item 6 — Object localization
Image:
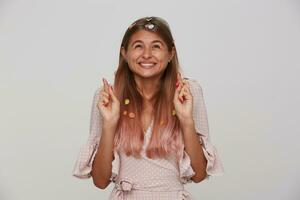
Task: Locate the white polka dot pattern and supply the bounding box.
[72,78,224,199]
[187,79,225,181]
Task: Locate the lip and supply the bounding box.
[138,62,157,64]
[139,62,157,68]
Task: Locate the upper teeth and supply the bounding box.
[140,63,155,67]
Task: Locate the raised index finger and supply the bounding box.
[177,72,184,86]
[102,78,109,93]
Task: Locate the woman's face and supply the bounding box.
[121,29,174,80]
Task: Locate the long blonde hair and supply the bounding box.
[113,17,184,161]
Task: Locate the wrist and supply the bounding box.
[179,118,195,129]
[103,120,119,131]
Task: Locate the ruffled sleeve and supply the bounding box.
[179,79,225,184]
[72,88,120,182]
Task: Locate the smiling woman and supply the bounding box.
[121,29,174,79]
[72,16,224,200]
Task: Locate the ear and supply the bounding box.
[121,47,127,61]
[169,46,175,61]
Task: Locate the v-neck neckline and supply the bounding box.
[143,119,154,134]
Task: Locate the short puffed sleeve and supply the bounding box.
[72,88,120,182]
[179,79,225,184]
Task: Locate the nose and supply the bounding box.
[142,47,152,59]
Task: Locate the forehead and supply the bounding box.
[129,29,164,44]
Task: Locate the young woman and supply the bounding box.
[73,16,224,200]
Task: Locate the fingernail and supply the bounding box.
[103,78,107,84]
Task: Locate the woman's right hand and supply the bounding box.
[97,78,120,127]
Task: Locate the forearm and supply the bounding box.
[91,124,116,188]
[181,119,207,182]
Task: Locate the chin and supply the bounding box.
[134,70,161,79]
[137,73,158,79]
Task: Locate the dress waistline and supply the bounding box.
[111,177,193,200]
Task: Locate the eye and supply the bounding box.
[153,44,161,49]
[134,44,142,49]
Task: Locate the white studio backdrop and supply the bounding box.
[0,0,299,199]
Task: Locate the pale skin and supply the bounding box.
[91,30,207,189]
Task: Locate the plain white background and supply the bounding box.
[1,0,299,199]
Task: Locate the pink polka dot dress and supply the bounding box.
[72,79,225,199]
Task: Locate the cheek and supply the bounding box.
[128,52,141,61]
[157,56,169,64]
[153,52,169,62]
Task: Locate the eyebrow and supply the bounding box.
[131,40,165,47]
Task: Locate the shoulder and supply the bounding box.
[184,77,203,95]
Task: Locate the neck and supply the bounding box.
[134,75,161,102]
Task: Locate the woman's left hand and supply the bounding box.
[173,73,194,123]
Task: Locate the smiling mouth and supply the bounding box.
[139,62,157,68]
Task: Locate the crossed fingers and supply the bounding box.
[177,73,191,102]
[99,78,111,107]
